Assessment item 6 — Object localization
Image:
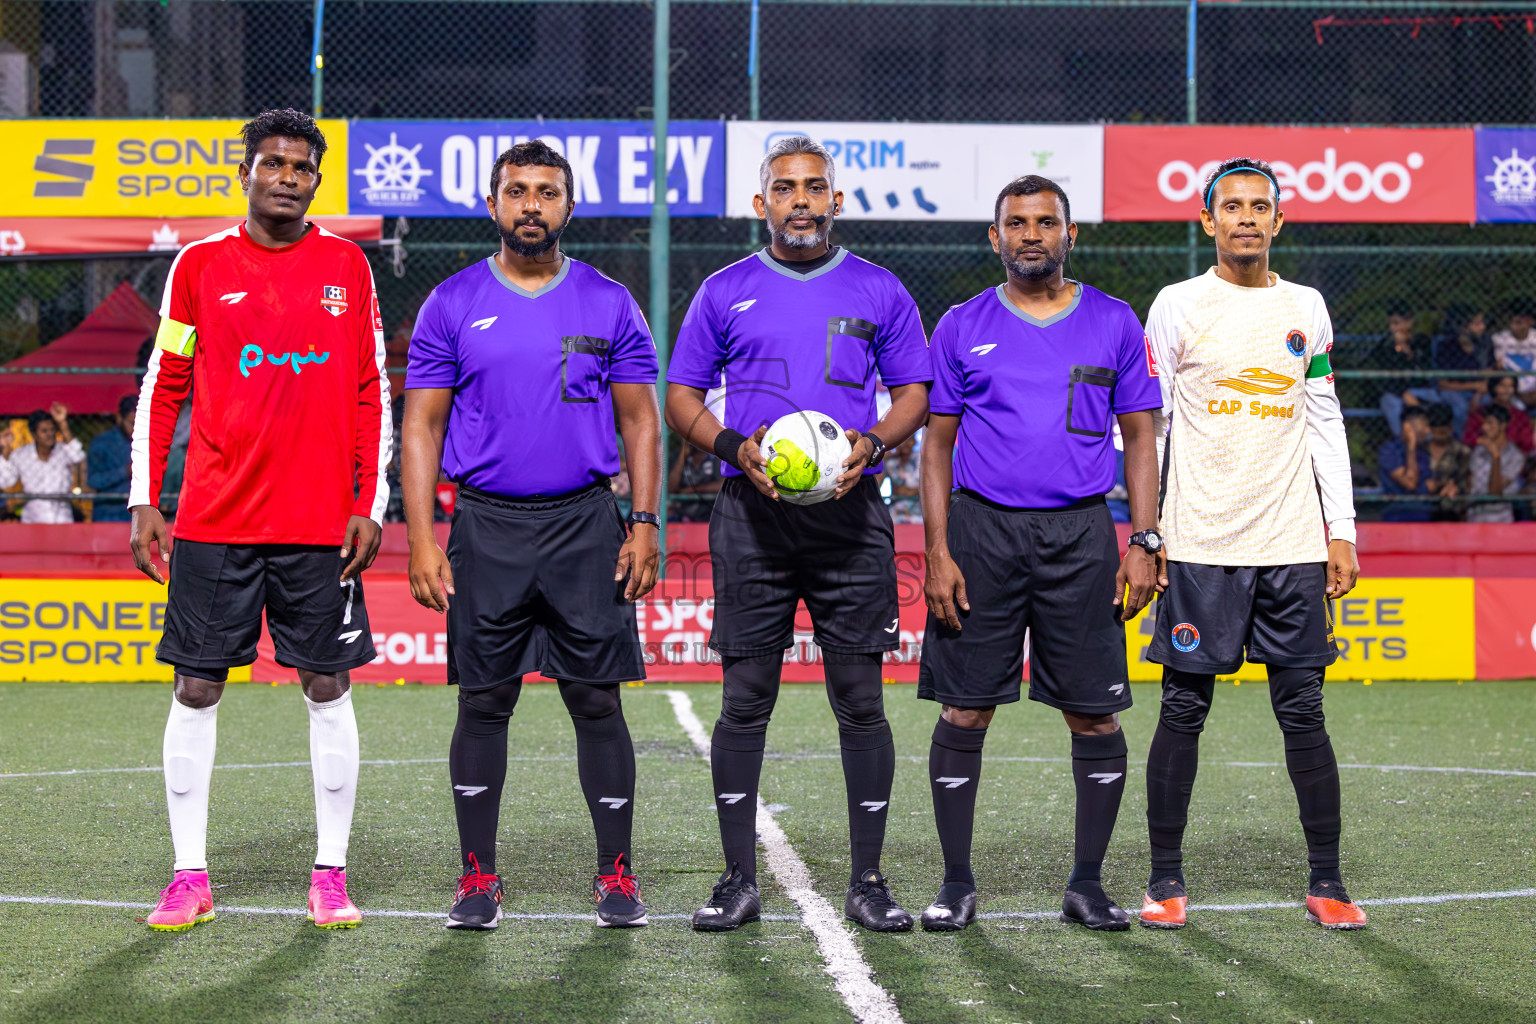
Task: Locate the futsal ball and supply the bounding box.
[761,410,852,506]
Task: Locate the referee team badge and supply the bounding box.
[1171,622,1201,653]
[321,285,348,317]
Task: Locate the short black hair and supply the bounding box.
[118,394,138,419]
[26,409,50,434]
[1427,403,1455,428]
[1386,298,1415,319]
[1441,301,1483,334]
[240,108,327,168]
[489,140,574,204]
[1402,406,1430,423]
[1486,403,1512,425]
[1507,296,1536,320]
[1492,373,1518,391]
[994,174,1070,225]
[1203,157,1279,210]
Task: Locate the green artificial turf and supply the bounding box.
[0,679,1532,1023]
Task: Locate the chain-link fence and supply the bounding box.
[4,0,1536,522]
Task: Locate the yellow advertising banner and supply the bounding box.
[2,120,349,217]
[1125,577,1476,681]
[0,580,250,683]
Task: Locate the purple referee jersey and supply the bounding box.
[667,248,931,477]
[929,282,1161,508]
[405,256,658,497]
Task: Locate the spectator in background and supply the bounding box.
[879,433,921,523]
[1377,405,1434,522]
[1463,374,1534,454]
[1431,303,1493,436]
[1371,299,1436,439]
[1469,404,1524,523]
[1424,403,1471,520]
[0,404,85,523]
[668,442,721,522]
[87,394,137,521]
[1492,298,1536,403]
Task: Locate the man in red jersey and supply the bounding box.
[129,109,391,932]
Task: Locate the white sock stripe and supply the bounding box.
[664,690,907,1024]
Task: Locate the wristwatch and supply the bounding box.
[627,511,660,532]
[1128,529,1163,555]
[859,431,888,467]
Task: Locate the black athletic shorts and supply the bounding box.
[158,539,376,675]
[918,491,1132,715]
[1146,561,1339,675]
[446,483,645,690]
[707,475,899,657]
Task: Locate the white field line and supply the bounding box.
[978,887,1536,920]
[664,689,906,1024]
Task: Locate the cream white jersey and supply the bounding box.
[1146,267,1355,566]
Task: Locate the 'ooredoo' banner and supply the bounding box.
[1104,126,1474,223]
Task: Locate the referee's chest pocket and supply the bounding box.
[561,335,611,404]
[825,316,877,389]
[1066,364,1117,438]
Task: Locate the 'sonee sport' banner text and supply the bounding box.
[1104,126,1474,223]
[1475,127,1536,223]
[349,120,724,217]
[725,122,1104,222]
[2,120,350,218]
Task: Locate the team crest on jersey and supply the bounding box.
[1285,330,1307,357]
[321,285,347,317]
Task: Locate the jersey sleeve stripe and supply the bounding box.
[128,348,166,509]
[364,263,392,525]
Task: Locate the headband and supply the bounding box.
[1204,167,1279,209]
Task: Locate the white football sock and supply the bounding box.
[307,689,360,868]
[163,698,219,872]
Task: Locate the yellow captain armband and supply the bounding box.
[154,317,197,357]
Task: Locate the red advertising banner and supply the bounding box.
[1474,578,1536,680]
[1103,126,1474,223]
[0,216,383,259]
[251,575,938,684]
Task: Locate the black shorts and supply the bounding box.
[707,476,899,657]
[1146,561,1339,675]
[158,539,376,674]
[918,492,1131,715]
[446,483,645,690]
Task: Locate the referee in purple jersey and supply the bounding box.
[402,141,662,931]
[916,176,1163,932]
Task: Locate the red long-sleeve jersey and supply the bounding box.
[130,223,391,545]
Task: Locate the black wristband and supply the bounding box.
[713,428,749,471]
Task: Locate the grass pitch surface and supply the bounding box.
[0,679,1532,1023]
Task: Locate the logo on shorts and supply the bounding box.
[1286,330,1307,357]
[1171,622,1201,653]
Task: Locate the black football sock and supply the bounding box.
[1283,727,1343,886]
[929,717,987,888]
[711,724,766,885]
[826,651,894,886]
[562,683,636,875]
[449,681,522,875]
[1145,722,1202,889]
[1068,729,1128,892]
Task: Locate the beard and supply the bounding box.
[770,212,830,251]
[1222,249,1263,269]
[500,216,565,258]
[1001,243,1066,282]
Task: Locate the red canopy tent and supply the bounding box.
[0,281,157,416]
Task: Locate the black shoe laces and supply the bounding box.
[852,878,900,913]
[1311,879,1352,903]
[708,874,747,906]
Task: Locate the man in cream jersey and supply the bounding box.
[1139,157,1365,932]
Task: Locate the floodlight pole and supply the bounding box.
[1186,0,1198,278]
[311,0,325,116]
[652,0,672,576]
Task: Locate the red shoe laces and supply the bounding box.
[457,853,498,898]
[596,854,639,901]
[314,868,351,909]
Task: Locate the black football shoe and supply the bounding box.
[921,881,979,932]
[1061,881,1131,931]
[845,870,914,932]
[593,853,648,928]
[446,854,503,931]
[692,865,761,932]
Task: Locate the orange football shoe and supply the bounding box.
[1138,878,1187,930]
[1305,879,1367,930]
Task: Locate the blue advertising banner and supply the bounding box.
[1476,127,1536,223]
[349,120,725,218]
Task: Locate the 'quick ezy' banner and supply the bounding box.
[349,120,725,218]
